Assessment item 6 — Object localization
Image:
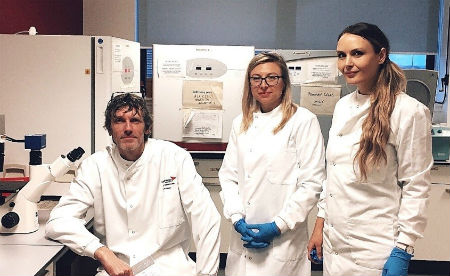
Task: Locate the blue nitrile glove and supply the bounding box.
[243,240,270,249]
[310,248,323,264]
[234,218,254,242]
[246,221,281,242]
[382,247,412,276]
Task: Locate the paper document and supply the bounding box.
[305,59,338,83]
[157,58,185,78]
[182,109,223,138]
[182,80,223,109]
[300,84,341,115]
[132,255,160,276]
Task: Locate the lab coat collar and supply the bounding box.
[107,141,152,171]
[353,90,371,107]
[254,104,282,118]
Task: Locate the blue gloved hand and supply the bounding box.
[243,240,270,249]
[234,218,254,242]
[382,247,412,276]
[310,248,323,264]
[246,221,280,242]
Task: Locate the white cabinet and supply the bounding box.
[414,183,450,261]
[201,164,450,261]
[414,163,450,261]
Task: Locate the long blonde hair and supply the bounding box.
[339,22,406,180]
[241,52,297,134]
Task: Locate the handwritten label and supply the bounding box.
[300,85,341,115]
[182,80,223,109]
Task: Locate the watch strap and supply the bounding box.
[396,243,414,255]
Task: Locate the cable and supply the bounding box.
[436,5,450,105]
[0,135,25,143]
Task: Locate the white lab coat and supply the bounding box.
[46,139,221,276]
[318,91,433,276]
[219,105,326,276]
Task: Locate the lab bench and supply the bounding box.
[0,207,94,276]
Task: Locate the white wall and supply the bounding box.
[83,0,137,41]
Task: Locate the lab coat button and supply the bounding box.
[248,256,252,260]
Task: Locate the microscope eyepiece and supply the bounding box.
[66,147,85,162]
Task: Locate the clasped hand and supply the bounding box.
[234,219,280,249]
[382,247,412,276]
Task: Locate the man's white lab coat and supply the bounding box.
[319,91,433,276]
[46,139,221,276]
[219,105,326,276]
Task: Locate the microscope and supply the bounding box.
[0,134,84,233]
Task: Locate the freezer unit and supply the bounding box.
[0,34,140,170]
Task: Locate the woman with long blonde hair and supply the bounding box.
[219,52,326,275]
[307,22,433,276]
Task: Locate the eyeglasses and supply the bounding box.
[249,75,283,87]
[110,91,144,100]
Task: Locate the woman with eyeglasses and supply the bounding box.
[219,52,326,275]
[307,22,433,276]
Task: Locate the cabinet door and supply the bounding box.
[414,183,450,261]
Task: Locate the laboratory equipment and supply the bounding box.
[152,44,254,152]
[0,34,140,165]
[0,134,46,184]
[274,50,440,145]
[0,147,84,233]
[404,69,438,116]
[431,125,450,161]
[0,34,140,195]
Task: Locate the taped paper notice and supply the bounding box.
[300,85,341,115]
[158,58,185,78]
[182,80,223,109]
[305,59,338,83]
[183,109,223,138]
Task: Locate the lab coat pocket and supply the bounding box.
[347,218,394,270]
[158,183,185,228]
[268,150,298,185]
[273,226,307,261]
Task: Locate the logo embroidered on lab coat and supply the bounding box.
[161,177,176,190]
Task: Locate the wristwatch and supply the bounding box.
[396,243,415,255]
